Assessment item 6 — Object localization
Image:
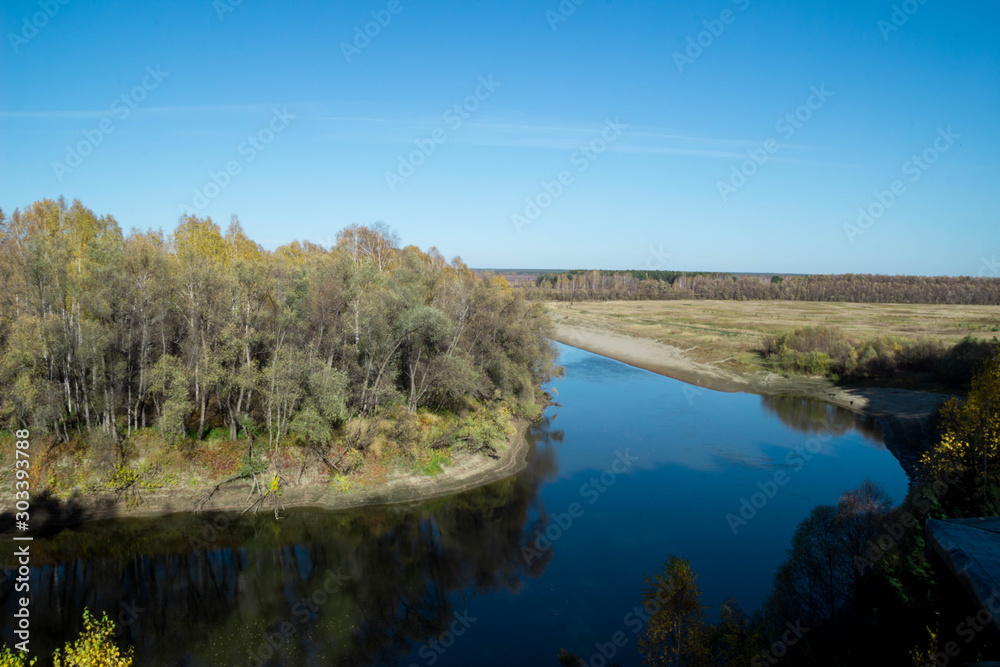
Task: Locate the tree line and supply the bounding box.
[0,198,558,451]
[528,270,1000,304]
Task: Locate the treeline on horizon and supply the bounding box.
[0,198,558,448]
[528,269,1000,304]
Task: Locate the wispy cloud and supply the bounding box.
[2,104,844,164]
[0,102,289,119]
[304,116,818,159]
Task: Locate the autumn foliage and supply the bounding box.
[919,351,1000,514]
[0,199,558,469]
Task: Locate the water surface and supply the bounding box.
[0,344,908,665]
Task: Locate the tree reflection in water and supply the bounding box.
[760,394,884,445]
[0,419,564,666]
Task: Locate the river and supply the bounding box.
[0,343,909,665]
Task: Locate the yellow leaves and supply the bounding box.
[274,240,307,267]
[225,217,263,263]
[921,433,969,472]
[332,473,352,493]
[51,609,133,667]
[336,222,400,272]
[172,216,227,266]
[0,647,37,666]
[919,353,1000,513]
[24,198,64,237]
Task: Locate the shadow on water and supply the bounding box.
[760,394,884,445]
[0,424,561,667]
[0,490,115,535]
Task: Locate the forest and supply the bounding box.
[0,198,558,502]
[530,269,1000,304]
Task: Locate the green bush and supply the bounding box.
[762,326,999,386]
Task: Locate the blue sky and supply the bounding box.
[2,0,998,275]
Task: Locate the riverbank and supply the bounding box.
[553,322,950,477]
[4,416,536,529]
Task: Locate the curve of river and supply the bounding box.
[0,343,908,666]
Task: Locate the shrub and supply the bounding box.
[192,439,246,478]
[919,351,1000,515]
[452,405,515,455]
[418,449,452,476]
[52,609,133,667]
[762,327,999,387]
[0,648,36,666]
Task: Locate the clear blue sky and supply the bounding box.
[2,0,998,275]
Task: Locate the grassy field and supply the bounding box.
[545,300,1000,371]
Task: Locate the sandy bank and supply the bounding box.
[12,417,535,528]
[553,323,950,477]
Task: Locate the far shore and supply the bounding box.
[552,322,950,477]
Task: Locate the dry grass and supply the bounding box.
[546,300,1000,369]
